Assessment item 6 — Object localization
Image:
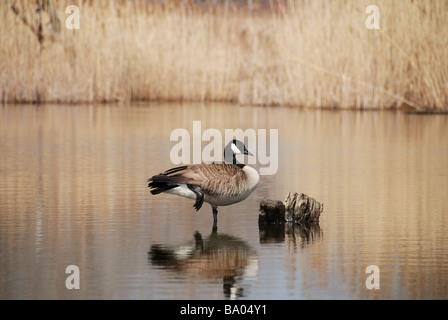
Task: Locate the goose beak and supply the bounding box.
[244,149,254,156]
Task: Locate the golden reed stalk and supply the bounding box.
[1,0,447,110]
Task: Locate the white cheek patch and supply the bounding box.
[231,143,241,154]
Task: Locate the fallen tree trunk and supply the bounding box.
[259,192,324,225]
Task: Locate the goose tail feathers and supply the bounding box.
[147,166,189,195]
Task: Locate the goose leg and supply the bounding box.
[187,184,204,211]
[212,206,218,230]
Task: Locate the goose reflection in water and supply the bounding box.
[149,230,258,299]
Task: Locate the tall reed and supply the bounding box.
[1,0,447,109]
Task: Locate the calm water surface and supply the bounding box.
[0,103,447,299]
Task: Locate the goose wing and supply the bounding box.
[151,163,247,196]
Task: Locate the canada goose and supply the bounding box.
[147,140,260,228]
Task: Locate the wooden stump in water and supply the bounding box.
[284,192,323,223]
[258,200,285,225]
[258,192,324,225]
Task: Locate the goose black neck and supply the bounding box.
[235,161,245,169]
[224,149,245,168]
[232,154,246,168]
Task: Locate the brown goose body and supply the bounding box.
[149,163,259,207]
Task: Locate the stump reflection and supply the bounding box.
[259,221,322,249]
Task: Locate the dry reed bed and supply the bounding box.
[1,0,447,109]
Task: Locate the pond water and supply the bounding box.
[0,103,447,300]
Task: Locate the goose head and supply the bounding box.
[224,139,253,165]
